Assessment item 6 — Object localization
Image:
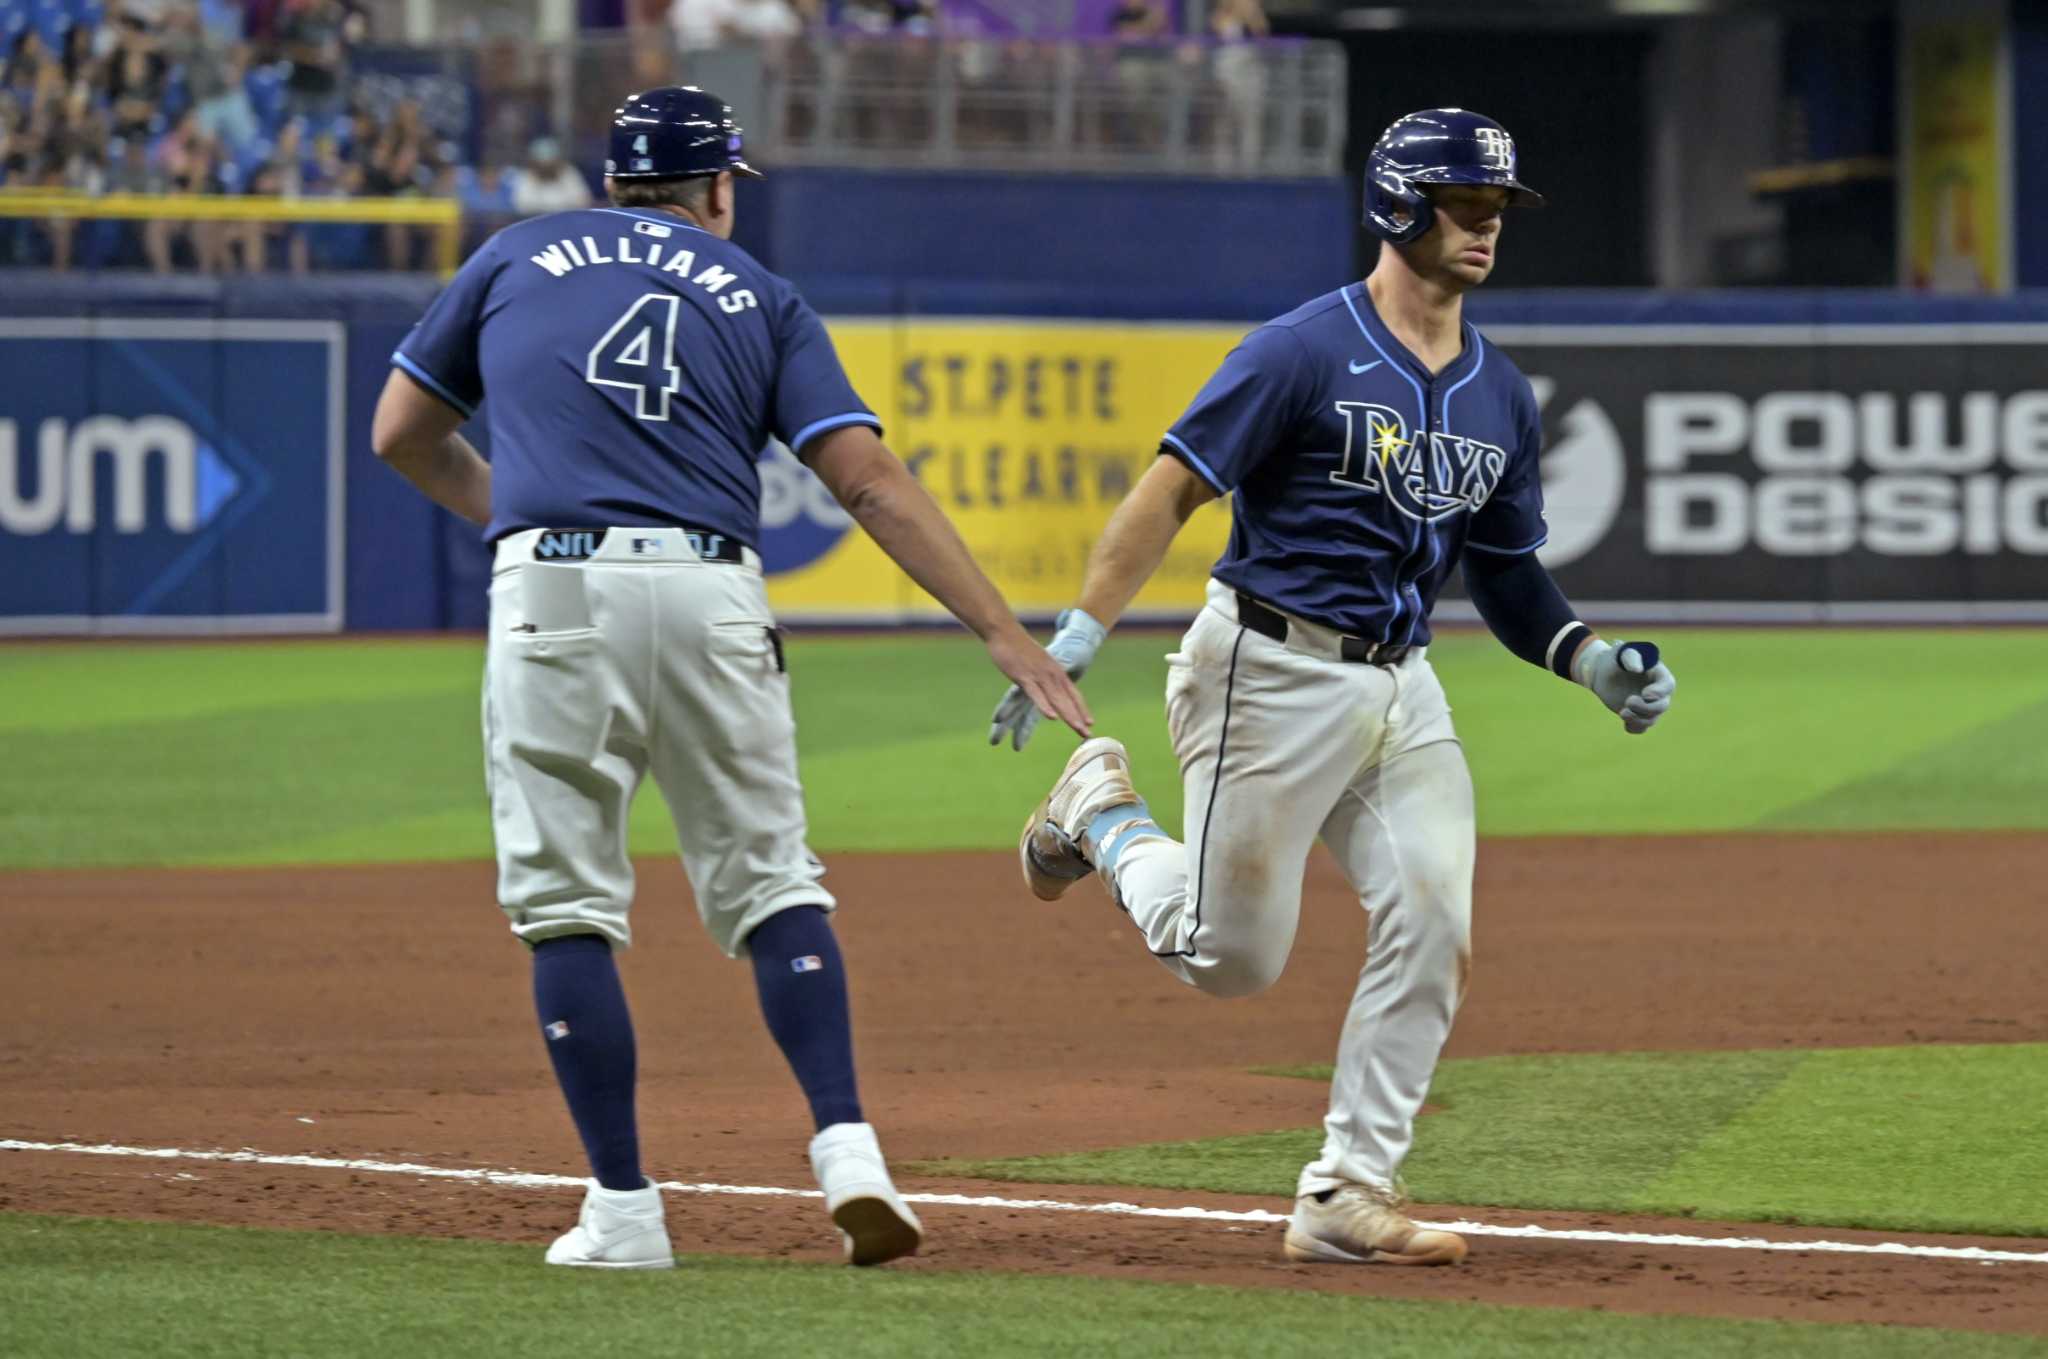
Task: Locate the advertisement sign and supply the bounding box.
[1901,7,2012,294]
[0,320,345,634]
[764,319,1242,622]
[1455,324,2048,622]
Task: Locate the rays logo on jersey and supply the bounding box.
[1328,401,1507,523]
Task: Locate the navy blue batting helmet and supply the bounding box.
[1362,109,1543,244]
[606,86,763,181]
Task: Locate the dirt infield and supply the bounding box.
[4,834,2046,1333]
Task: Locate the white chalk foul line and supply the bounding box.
[6,1138,2047,1267]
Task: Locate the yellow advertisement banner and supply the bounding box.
[1902,12,2010,293]
[763,319,1247,621]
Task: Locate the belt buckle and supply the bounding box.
[1340,635,1398,666]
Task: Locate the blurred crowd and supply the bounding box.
[0,0,1281,273]
[650,0,1278,168]
[0,0,597,270]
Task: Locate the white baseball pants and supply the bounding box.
[1105,578,1475,1196]
[483,527,832,957]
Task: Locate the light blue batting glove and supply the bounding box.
[1574,639,1677,735]
[988,608,1107,750]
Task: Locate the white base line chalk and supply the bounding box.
[5,1138,2045,1267]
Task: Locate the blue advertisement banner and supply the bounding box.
[0,320,345,634]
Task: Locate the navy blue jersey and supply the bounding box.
[394,206,879,545]
[1162,282,1546,646]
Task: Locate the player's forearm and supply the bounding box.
[841,461,1027,643]
[378,432,493,527]
[1076,471,1200,628]
[1462,547,1594,679]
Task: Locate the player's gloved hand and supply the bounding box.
[988,608,1107,750]
[1574,639,1677,735]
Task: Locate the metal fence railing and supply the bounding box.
[747,35,1347,178]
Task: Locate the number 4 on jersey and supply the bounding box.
[586,293,684,421]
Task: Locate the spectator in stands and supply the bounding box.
[668,0,802,54]
[343,106,377,158]
[894,0,937,37]
[1210,0,1267,171]
[363,97,439,267]
[458,160,515,216]
[511,136,591,215]
[307,127,347,189]
[4,29,52,102]
[1106,0,1167,149]
[107,34,169,144]
[54,78,111,180]
[181,22,262,154]
[303,129,371,268]
[59,22,102,92]
[247,160,307,271]
[0,97,25,183]
[143,120,232,270]
[266,115,308,195]
[280,0,352,121]
[27,84,108,271]
[108,133,163,197]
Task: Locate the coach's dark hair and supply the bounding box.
[608,174,716,214]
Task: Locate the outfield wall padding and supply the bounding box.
[4,274,2047,633]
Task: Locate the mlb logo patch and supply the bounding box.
[544,1020,571,1041]
[791,955,824,974]
[631,537,663,555]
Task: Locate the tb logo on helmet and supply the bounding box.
[1472,126,1516,174]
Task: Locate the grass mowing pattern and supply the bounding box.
[926,1046,2048,1238]
[1,1214,2040,1359]
[1649,1045,2048,1236]
[5,629,2048,868]
[1761,693,2048,831]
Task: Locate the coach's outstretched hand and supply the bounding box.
[1575,639,1677,735]
[988,608,1106,749]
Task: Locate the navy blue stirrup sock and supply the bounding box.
[747,906,864,1131]
[532,934,643,1191]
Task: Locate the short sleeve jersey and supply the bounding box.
[394,206,879,545]
[1162,282,1546,646]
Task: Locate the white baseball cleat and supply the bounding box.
[545,1179,676,1269]
[809,1122,923,1266]
[1019,736,1141,901]
[1282,1182,1468,1267]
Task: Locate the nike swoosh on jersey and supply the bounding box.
[1348,359,1382,375]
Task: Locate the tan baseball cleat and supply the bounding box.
[1282,1182,1469,1266]
[1019,737,1141,901]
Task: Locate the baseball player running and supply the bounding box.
[991,109,1676,1266]
[372,86,1090,1270]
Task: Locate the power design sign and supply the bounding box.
[1467,324,2048,622]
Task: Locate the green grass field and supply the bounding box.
[2,1214,2040,1359]
[930,1045,2048,1238]
[4,628,2046,869]
[6,631,2045,1352]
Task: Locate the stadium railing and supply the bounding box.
[0,190,465,275]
